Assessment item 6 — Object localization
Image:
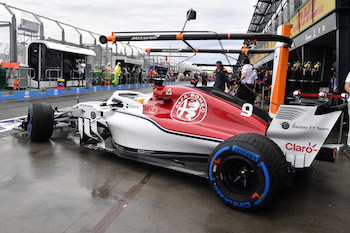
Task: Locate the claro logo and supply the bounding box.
[285,142,318,154]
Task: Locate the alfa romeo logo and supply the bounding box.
[91,111,96,119]
[171,92,207,124]
[281,122,290,129]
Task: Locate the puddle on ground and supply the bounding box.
[91,179,119,201]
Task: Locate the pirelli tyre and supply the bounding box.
[27,103,54,141]
[208,133,287,211]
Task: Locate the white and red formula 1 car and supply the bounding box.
[14,26,347,211]
[15,79,346,211]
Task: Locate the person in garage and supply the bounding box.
[201,72,208,87]
[113,62,122,85]
[254,66,265,105]
[237,57,257,104]
[214,61,229,92]
[62,58,73,87]
[105,62,112,85]
[344,71,350,147]
[77,59,86,79]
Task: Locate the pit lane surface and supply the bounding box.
[0,84,350,233]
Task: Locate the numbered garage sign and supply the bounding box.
[171,92,208,124]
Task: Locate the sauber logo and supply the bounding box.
[285,142,318,153]
[171,92,207,124]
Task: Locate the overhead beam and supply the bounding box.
[99,32,292,46]
[145,48,275,54]
[192,63,241,68]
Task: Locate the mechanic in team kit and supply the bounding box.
[213,60,229,92]
[237,57,257,104]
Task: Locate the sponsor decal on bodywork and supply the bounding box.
[292,123,329,131]
[165,88,172,95]
[171,92,207,124]
[281,122,290,129]
[148,107,158,114]
[285,142,318,153]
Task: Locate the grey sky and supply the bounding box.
[2,0,257,65]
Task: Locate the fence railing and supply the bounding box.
[3,68,189,91]
[45,68,61,88]
[11,67,36,90]
[70,70,83,87]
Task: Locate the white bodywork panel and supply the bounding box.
[267,104,341,168]
[106,110,220,154]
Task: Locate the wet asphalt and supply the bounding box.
[0,84,350,233]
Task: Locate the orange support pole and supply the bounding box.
[269,24,291,117]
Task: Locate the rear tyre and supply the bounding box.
[27,103,54,141]
[208,133,287,211]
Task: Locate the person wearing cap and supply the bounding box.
[214,61,229,92]
[237,57,257,104]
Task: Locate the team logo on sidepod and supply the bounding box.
[171,92,207,124]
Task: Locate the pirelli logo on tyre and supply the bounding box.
[171,92,208,124]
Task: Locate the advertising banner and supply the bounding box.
[291,0,335,37]
[252,0,335,64]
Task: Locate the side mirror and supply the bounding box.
[154,79,164,86]
[111,98,123,108]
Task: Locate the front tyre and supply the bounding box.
[208,133,287,211]
[27,102,54,141]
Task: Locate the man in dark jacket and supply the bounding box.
[214,61,229,91]
[62,59,73,87]
[201,72,208,87]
